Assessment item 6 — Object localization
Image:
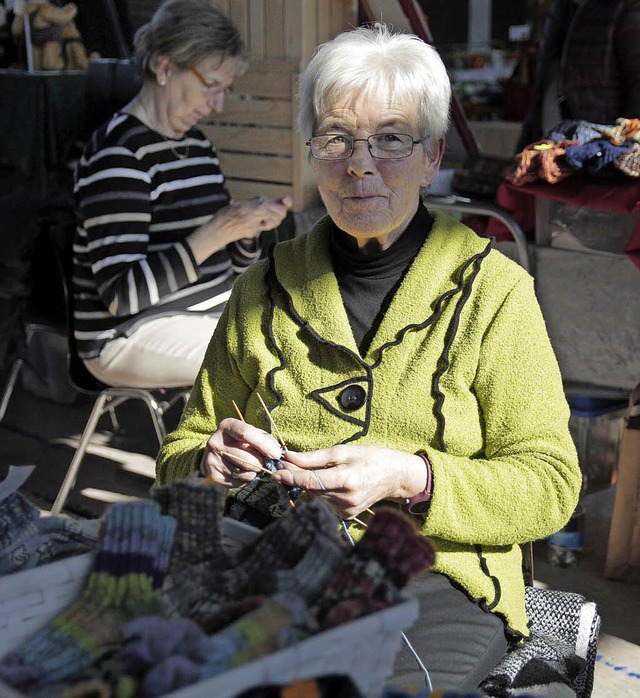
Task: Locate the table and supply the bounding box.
[486,175,640,270]
[0,69,87,208]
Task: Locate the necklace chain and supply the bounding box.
[139,100,190,160]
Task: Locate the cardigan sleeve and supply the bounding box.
[155,294,255,485]
[421,274,582,546]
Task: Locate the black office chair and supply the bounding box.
[45,220,190,515]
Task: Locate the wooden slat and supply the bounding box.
[265,0,285,59]
[226,180,292,202]
[207,98,291,127]
[290,73,320,210]
[233,61,297,99]
[201,124,292,156]
[219,152,292,184]
[248,0,265,60]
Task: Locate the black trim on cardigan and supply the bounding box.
[264,246,373,442]
[432,238,494,451]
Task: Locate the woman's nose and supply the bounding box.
[347,140,377,175]
[208,92,225,113]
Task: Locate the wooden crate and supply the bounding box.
[200,60,319,210]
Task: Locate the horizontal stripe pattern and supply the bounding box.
[72,113,259,359]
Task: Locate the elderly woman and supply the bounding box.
[73,0,290,389]
[157,24,581,691]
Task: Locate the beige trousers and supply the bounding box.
[83,315,219,389]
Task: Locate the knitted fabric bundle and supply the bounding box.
[603,117,640,145]
[507,140,577,185]
[615,142,640,177]
[163,498,343,629]
[547,119,609,145]
[537,140,576,183]
[0,500,176,694]
[225,475,295,528]
[564,139,633,176]
[0,492,99,575]
[115,593,309,697]
[312,508,435,630]
[480,587,601,698]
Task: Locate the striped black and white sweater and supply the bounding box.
[72,112,259,360]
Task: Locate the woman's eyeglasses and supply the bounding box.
[307,133,423,160]
[187,65,231,96]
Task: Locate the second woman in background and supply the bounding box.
[73,0,290,389]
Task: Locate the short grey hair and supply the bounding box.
[134,0,248,79]
[298,23,451,146]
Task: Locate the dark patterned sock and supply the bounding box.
[154,476,231,575]
[312,508,435,630]
[0,500,176,693]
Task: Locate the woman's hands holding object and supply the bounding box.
[188,195,292,263]
[199,418,283,486]
[271,444,428,520]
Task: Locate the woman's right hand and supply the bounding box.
[188,196,291,263]
[199,417,284,487]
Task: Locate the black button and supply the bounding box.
[338,385,366,411]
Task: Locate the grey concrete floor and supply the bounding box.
[1,371,639,696]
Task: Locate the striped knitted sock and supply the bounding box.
[0,500,176,694]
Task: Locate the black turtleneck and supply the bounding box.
[330,204,434,355]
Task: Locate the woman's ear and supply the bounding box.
[420,136,446,188]
[154,55,172,86]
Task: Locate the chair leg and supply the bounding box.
[0,356,25,423]
[140,392,168,445]
[50,391,111,515]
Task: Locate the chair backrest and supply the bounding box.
[84,58,143,137]
[48,220,109,395]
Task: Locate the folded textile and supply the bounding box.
[602,117,640,146]
[547,120,609,145]
[615,142,640,177]
[564,139,633,176]
[507,140,577,186]
[0,492,99,576]
[479,587,600,698]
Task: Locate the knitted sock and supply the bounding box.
[0,500,176,693]
[194,593,310,682]
[154,476,231,575]
[236,498,340,594]
[225,477,294,528]
[312,508,435,630]
[167,499,339,630]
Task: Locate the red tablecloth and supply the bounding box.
[486,175,640,270]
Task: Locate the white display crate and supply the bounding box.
[0,517,419,697]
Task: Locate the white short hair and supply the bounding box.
[298,23,451,145]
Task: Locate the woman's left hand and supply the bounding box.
[272,444,426,520]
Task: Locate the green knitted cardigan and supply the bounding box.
[157,210,581,639]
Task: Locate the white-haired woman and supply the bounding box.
[73,0,290,389]
[157,24,581,691]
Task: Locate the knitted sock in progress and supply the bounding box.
[0,500,176,693]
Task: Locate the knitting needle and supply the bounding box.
[231,399,295,508]
[217,449,276,477]
[232,400,245,422]
[256,392,288,451]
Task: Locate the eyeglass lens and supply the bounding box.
[308,133,418,160]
